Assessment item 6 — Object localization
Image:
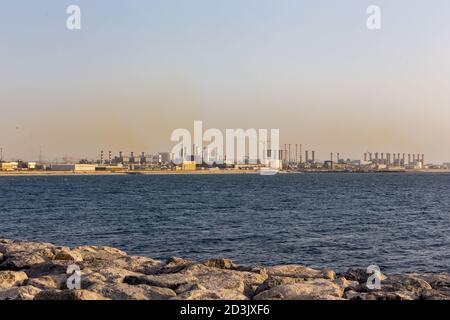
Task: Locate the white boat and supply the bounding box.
[259,167,279,176]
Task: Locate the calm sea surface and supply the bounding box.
[1,173,449,273]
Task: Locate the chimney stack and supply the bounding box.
[288,144,291,163]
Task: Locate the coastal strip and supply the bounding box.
[0,238,449,300]
[1,169,449,177]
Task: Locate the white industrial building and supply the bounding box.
[50,164,97,172]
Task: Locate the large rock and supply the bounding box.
[0,252,49,271]
[54,249,83,262]
[79,270,107,289]
[79,267,145,289]
[421,289,450,300]
[34,289,110,300]
[254,276,306,296]
[124,273,198,290]
[155,257,195,274]
[0,270,28,289]
[352,274,432,296]
[342,268,387,284]
[25,274,67,290]
[0,285,41,300]
[72,246,128,262]
[204,258,236,270]
[112,255,163,274]
[0,239,55,271]
[175,288,249,300]
[381,275,432,294]
[182,264,267,298]
[175,283,206,294]
[0,239,55,256]
[253,279,344,300]
[25,260,75,278]
[415,273,450,290]
[90,267,142,284]
[266,265,335,280]
[334,277,359,292]
[345,290,417,300]
[87,283,176,300]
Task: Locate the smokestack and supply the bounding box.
[422,154,425,164]
[295,144,298,163]
[312,151,315,163]
[402,153,405,165]
[330,152,333,162]
[288,144,291,163]
[299,144,302,164]
[100,150,104,164]
[305,150,309,163]
[387,153,391,165]
[337,153,340,163]
[369,152,372,161]
[108,151,112,163]
[364,153,367,162]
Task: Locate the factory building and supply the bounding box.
[0,162,18,171]
[181,161,196,171]
[50,164,97,172]
[158,152,173,163]
[27,162,36,170]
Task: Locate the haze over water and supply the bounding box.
[1,173,449,273]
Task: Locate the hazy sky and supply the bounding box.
[1,0,450,162]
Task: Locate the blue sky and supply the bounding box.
[1,1,450,162]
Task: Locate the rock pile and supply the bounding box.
[0,238,449,300]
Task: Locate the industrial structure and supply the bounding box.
[0,145,447,173]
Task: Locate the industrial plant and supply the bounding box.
[0,145,448,174]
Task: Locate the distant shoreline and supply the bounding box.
[0,169,449,177]
[0,170,261,176]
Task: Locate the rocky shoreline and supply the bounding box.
[1,238,449,300]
